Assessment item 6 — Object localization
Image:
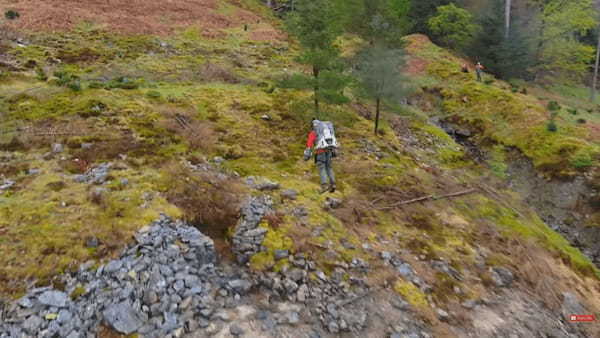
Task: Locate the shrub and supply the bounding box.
[107,77,139,90]
[546,120,558,132]
[199,63,240,84]
[572,152,594,169]
[484,78,494,85]
[576,118,587,124]
[53,70,81,91]
[547,101,560,111]
[36,67,47,81]
[146,90,161,99]
[88,82,106,89]
[68,80,82,92]
[161,163,244,237]
[5,10,19,20]
[568,108,578,115]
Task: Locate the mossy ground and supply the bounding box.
[1,7,599,332]
[405,34,600,177]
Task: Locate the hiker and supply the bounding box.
[304,119,338,193]
[475,62,484,82]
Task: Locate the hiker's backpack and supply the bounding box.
[313,120,339,150]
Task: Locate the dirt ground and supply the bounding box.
[0,0,282,40]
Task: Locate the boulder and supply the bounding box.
[102,301,144,334]
[38,291,68,308]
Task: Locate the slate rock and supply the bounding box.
[38,291,68,308]
[274,249,289,260]
[228,279,252,294]
[22,315,43,333]
[280,189,298,200]
[323,197,342,210]
[102,301,144,334]
[230,324,244,336]
[490,267,514,287]
[327,321,340,333]
[18,297,33,308]
[436,309,449,321]
[287,311,300,325]
[52,143,64,153]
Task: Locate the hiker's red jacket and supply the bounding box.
[306,131,326,154]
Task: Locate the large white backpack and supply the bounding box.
[313,120,339,150]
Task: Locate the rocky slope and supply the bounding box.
[0,1,599,337]
[0,214,593,338]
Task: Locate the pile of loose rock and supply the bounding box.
[231,196,273,264]
[1,209,432,338]
[0,216,222,337]
[73,163,112,185]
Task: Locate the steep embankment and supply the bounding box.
[0,2,599,337]
[405,34,600,266]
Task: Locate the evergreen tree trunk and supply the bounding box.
[505,0,511,39]
[313,66,320,115]
[374,97,381,135]
[592,32,600,102]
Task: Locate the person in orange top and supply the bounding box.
[304,119,336,193]
[475,62,484,82]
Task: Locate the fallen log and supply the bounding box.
[376,188,478,210]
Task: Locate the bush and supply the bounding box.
[107,77,140,90]
[36,67,47,81]
[427,4,478,50]
[577,118,587,124]
[88,82,106,89]
[546,120,558,132]
[5,10,19,20]
[572,152,594,169]
[161,164,244,237]
[146,90,161,99]
[484,78,494,85]
[568,108,578,115]
[547,101,561,111]
[68,80,82,92]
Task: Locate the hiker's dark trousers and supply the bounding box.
[476,70,482,82]
[316,150,335,186]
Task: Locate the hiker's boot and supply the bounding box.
[329,183,336,193]
[319,184,330,194]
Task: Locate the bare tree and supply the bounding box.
[505,0,512,39]
[592,33,600,102]
[592,0,600,101]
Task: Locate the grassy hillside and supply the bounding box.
[405,34,600,177]
[1,2,599,334]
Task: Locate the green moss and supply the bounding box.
[488,144,508,178]
[249,252,275,271]
[250,222,293,271]
[70,284,86,300]
[394,280,429,308]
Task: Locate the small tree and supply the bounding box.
[354,44,413,135]
[469,0,534,80]
[282,0,349,115]
[427,4,478,50]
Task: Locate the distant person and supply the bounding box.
[304,119,338,193]
[475,62,484,82]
